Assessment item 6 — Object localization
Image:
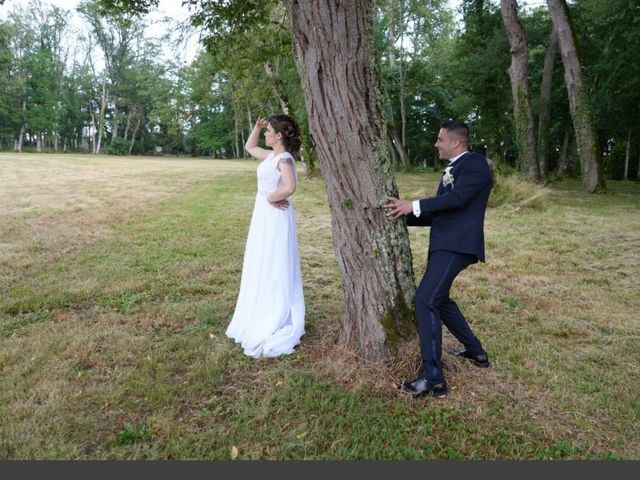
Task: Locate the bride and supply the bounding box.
[225,114,305,358]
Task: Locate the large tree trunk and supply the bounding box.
[284,0,416,361]
[547,0,605,193]
[538,27,558,178]
[501,0,540,181]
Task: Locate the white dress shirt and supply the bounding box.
[412,151,468,217]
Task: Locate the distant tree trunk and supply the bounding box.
[96,79,107,154]
[234,117,240,159]
[36,133,42,153]
[387,0,397,67]
[111,104,119,142]
[394,0,407,151]
[567,134,578,177]
[17,126,25,152]
[637,147,640,181]
[246,105,253,135]
[264,61,290,114]
[124,106,133,141]
[385,0,410,169]
[128,108,142,155]
[538,26,558,177]
[90,111,97,153]
[547,0,605,193]
[556,128,570,176]
[501,0,540,181]
[16,100,27,152]
[389,127,410,168]
[265,59,314,174]
[624,128,631,180]
[285,0,416,361]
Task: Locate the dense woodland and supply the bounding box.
[0,0,638,182]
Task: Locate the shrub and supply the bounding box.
[488,170,551,209]
[107,137,129,156]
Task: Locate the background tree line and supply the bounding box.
[1,0,638,183]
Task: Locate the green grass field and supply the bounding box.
[1,153,638,459]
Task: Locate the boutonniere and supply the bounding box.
[442,166,454,187]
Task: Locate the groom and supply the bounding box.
[385,120,493,398]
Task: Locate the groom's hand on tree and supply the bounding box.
[384,197,413,218]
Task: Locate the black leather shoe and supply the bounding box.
[399,377,448,398]
[449,348,490,368]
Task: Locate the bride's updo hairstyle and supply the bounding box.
[269,114,302,158]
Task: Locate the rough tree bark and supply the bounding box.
[547,0,605,193]
[284,0,416,361]
[538,27,558,177]
[500,0,540,181]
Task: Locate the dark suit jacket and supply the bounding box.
[406,151,492,262]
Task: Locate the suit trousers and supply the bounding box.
[415,250,484,383]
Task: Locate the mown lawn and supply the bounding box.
[0,153,638,459]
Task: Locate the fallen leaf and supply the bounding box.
[275,380,283,386]
[231,446,238,460]
[296,431,308,439]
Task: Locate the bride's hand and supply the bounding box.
[270,199,289,210]
[255,118,268,129]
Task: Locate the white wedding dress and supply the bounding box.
[225,151,305,358]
